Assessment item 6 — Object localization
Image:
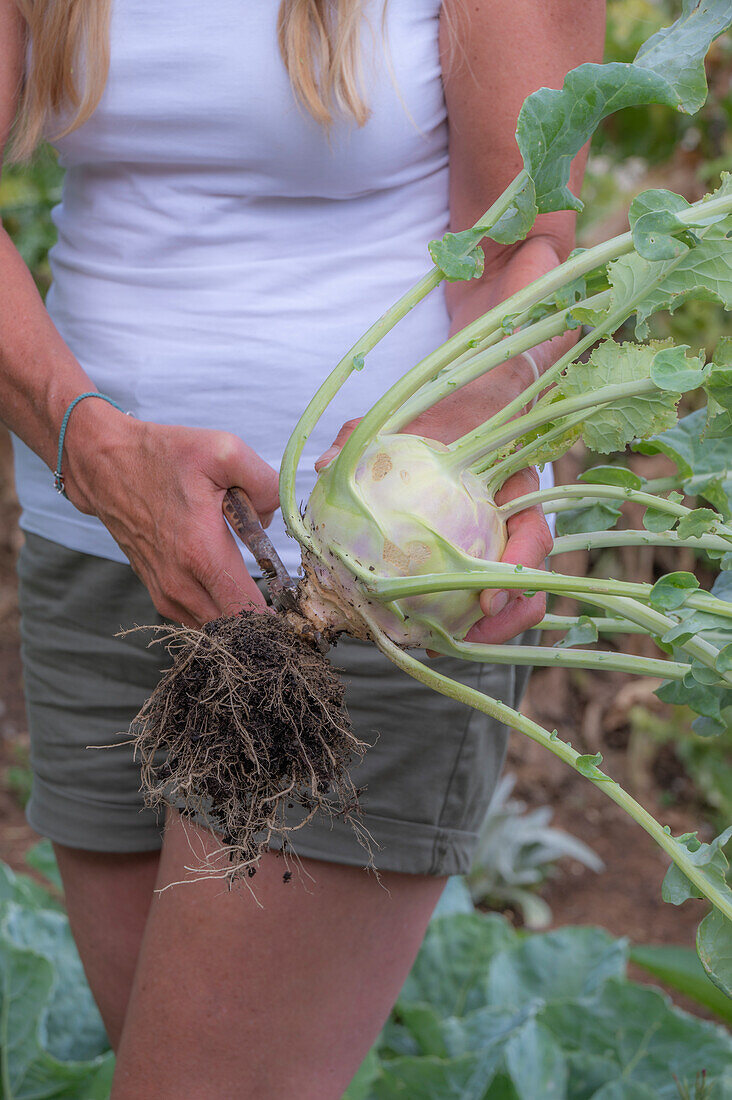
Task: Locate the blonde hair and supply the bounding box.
[10,0,370,161]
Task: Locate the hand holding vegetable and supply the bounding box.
[62,400,280,627]
[315,350,554,647]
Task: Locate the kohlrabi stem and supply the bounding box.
[538,614,647,635]
[538,613,732,648]
[454,377,661,475]
[479,409,590,489]
[429,632,688,679]
[385,288,613,432]
[360,564,732,679]
[498,483,732,539]
[354,558,732,626]
[551,529,732,555]
[278,174,531,546]
[372,626,732,923]
[330,235,642,497]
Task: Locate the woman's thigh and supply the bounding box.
[111,811,446,1100]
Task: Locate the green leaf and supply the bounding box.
[344,1049,381,1100]
[560,340,685,454]
[676,507,720,538]
[0,903,114,1099]
[649,572,700,612]
[630,942,732,1024]
[24,841,63,896]
[555,502,622,536]
[372,1054,489,1100]
[575,753,610,781]
[643,492,683,533]
[433,877,474,918]
[656,675,732,726]
[399,914,516,1018]
[428,231,485,282]
[579,466,643,490]
[718,644,732,674]
[649,345,707,393]
[486,926,626,1011]
[635,408,732,519]
[504,1019,567,1100]
[553,616,599,649]
[633,0,732,114]
[512,4,732,218]
[662,825,732,905]
[541,978,732,1097]
[631,182,732,337]
[629,189,693,261]
[489,174,538,246]
[696,907,732,1000]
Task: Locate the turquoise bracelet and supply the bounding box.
[54,392,126,497]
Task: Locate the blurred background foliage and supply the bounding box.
[0,0,730,915]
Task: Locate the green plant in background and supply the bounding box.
[0,145,63,296]
[5,743,32,810]
[466,775,604,930]
[343,904,732,1100]
[0,846,114,1099]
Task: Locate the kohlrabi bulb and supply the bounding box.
[301,434,506,647]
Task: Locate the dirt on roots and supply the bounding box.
[130,609,367,881]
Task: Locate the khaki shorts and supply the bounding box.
[17,531,533,876]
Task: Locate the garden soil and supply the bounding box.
[0,426,711,1012]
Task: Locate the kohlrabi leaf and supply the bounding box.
[676,507,721,538]
[697,907,732,1000]
[656,674,732,726]
[541,978,732,1096]
[509,3,732,220]
[576,753,608,780]
[631,179,732,336]
[559,341,692,454]
[555,502,623,536]
[629,189,694,261]
[705,336,732,438]
[629,941,732,1024]
[488,173,538,246]
[428,231,485,282]
[643,492,683,533]
[0,902,114,1099]
[635,408,732,519]
[649,572,700,612]
[503,1019,568,1100]
[661,825,732,906]
[650,345,708,392]
[633,0,732,114]
[553,616,599,649]
[579,466,644,491]
[399,914,515,1018]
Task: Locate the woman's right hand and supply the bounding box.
[61,400,280,627]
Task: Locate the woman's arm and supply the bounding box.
[0,0,278,626]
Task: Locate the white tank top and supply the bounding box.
[12,0,551,577]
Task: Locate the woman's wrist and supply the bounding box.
[61,399,139,514]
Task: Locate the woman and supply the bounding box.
[0,2,604,1096]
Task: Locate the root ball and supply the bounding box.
[130,609,366,880]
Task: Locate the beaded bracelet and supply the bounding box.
[54,392,126,497]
